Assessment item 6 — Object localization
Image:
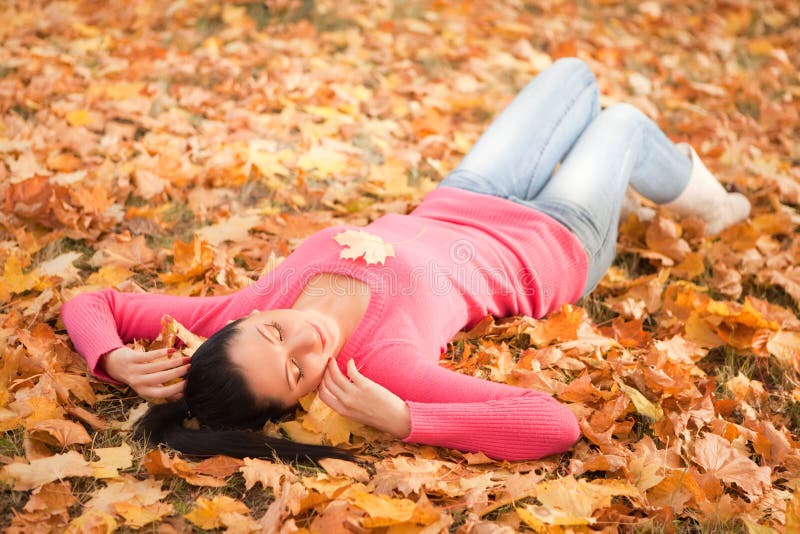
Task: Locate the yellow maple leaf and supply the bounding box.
[90,442,133,479]
[614,377,664,421]
[114,501,174,529]
[302,393,364,446]
[2,255,44,298]
[279,419,325,445]
[86,265,134,287]
[65,109,92,127]
[334,230,395,265]
[184,495,251,530]
[341,485,416,527]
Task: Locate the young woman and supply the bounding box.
[61,58,750,462]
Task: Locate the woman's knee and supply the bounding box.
[551,57,597,88]
[599,102,648,126]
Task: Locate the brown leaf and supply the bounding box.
[692,432,771,498]
[28,418,92,448]
[645,216,691,263]
[23,480,77,513]
[63,404,109,431]
[192,455,245,478]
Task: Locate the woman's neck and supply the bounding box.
[291,273,371,354]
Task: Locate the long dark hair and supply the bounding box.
[133,319,352,462]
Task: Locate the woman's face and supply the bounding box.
[227,308,339,408]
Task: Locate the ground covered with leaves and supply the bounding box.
[1,0,799,532]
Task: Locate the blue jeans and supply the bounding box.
[439,57,692,297]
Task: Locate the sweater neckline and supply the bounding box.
[271,260,385,365]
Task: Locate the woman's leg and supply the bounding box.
[526,103,694,296]
[439,57,601,200]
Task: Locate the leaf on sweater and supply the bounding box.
[334,230,395,265]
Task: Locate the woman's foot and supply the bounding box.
[662,143,751,235]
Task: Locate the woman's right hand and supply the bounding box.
[102,347,191,401]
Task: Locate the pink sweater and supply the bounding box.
[62,187,587,461]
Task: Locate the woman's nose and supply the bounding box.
[287,321,316,354]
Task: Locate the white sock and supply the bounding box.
[662,143,751,235]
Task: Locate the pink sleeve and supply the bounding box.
[60,289,245,383]
[359,344,581,461]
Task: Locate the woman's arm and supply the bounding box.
[60,288,240,383]
[357,347,581,462]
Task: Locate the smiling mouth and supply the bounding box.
[308,321,325,352]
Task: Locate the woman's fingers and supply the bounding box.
[318,381,346,414]
[130,347,175,363]
[141,355,191,374]
[140,380,186,400]
[139,363,191,386]
[322,360,351,398]
[324,357,352,389]
[346,359,368,385]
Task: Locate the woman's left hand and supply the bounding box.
[318,358,411,439]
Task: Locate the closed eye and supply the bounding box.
[292,358,303,381]
[267,321,284,342]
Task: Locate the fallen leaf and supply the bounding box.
[184,495,251,530]
[615,378,664,421]
[240,458,297,494]
[692,432,771,498]
[2,450,92,491]
[90,442,133,478]
[28,418,93,448]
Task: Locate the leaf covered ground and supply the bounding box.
[1,0,800,532]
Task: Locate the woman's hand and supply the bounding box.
[102,347,191,401]
[319,358,411,439]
